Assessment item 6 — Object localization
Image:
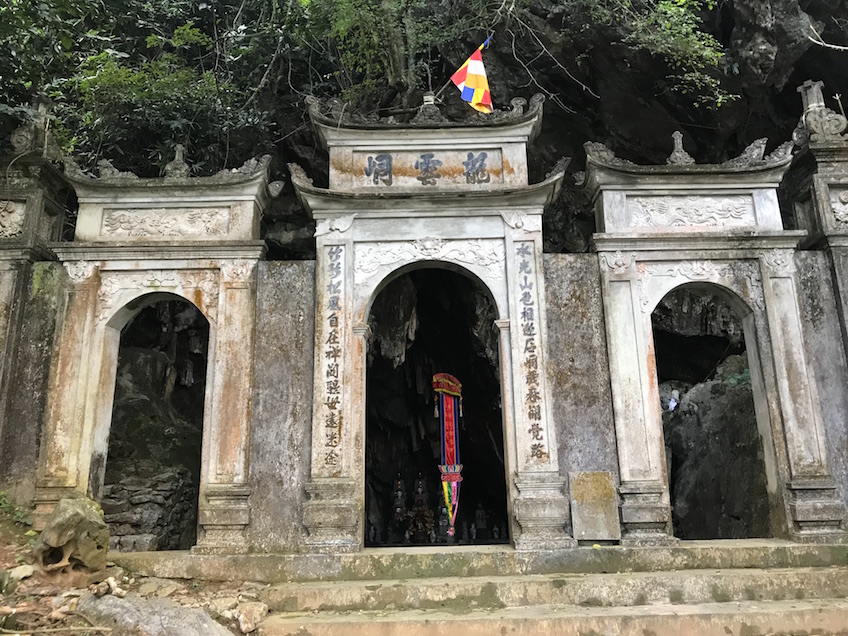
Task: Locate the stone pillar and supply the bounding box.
[507,236,575,549]
[759,248,845,535]
[194,260,258,553]
[303,240,361,552]
[33,261,99,529]
[598,251,672,544]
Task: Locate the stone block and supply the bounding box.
[569,471,621,542]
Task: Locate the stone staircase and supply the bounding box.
[113,541,848,635]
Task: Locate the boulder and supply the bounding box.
[79,593,232,636]
[32,497,109,573]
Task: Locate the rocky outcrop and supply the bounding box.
[32,497,109,573]
[662,355,771,539]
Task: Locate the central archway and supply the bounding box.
[364,267,509,546]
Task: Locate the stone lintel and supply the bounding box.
[51,241,267,264]
[292,166,565,219]
[593,231,806,256]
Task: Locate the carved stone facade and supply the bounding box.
[588,131,846,542]
[32,158,271,555]
[7,84,848,558]
[293,95,574,551]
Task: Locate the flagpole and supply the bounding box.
[433,78,454,102]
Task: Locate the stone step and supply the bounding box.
[260,566,848,613]
[112,540,848,583]
[258,598,848,636]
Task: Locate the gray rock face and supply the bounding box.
[662,356,771,540]
[33,497,110,573]
[79,593,232,636]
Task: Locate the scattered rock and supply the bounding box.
[32,497,109,574]
[0,564,35,594]
[207,596,239,617]
[235,601,268,634]
[79,592,232,636]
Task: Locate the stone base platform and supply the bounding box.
[259,599,848,635]
[111,539,848,583]
[112,541,848,635]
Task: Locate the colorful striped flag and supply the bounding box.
[450,37,493,114]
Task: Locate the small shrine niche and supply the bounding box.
[291,94,575,552]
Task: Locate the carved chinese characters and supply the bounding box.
[353,149,504,189]
[515,242,548,463]
[323,245,345,471]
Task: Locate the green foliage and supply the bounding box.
[566,0,734,108]
[723,368,751,387]
[1,0,735,173]
[0,491,32,527]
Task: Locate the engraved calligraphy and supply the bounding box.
[323,245,345,468]
[414,153,442,186]
[462,152,490,184]
[515,242,548,462]
[364,154,393,186]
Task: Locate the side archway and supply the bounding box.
[648,281,778,539]
[95,292,212,551]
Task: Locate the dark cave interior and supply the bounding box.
[365,268,509,546]
[652,286,772,540]
[102,298,208,551]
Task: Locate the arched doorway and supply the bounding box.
[100,294,210,552]
[651,284,772,540]
[364,267,509,546]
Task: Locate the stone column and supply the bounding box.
[507,235,575,549]
[303,240,360,552]
[759,248,845,536]
[598,251,672,544]
[194,260,258,554]
[33,261,99,529]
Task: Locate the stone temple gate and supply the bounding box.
[1,81,848,556]
[291,95,573,551]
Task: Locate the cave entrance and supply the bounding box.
[651,284,772,540]
[101,294,209,552]
[364,267,509,547]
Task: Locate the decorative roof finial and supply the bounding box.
[163,144,190,179]
[795,80,847,144]
[666,131,696,166]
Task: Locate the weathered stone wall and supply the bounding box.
[795,251,848,511]
[0,262,63,504]
[246,261,315,552]
[543,254,619,514]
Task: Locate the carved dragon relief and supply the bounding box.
[101,207,230,237]
[0,201,25,238]
[600,250,634,275]
[628,195,755,228]
[354,238,505,284]
[96,270,219,324]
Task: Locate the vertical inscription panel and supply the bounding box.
[315,244,346,477]
[513,241,549,466]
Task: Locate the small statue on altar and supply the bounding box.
[475,502,489,541]
[437,504,450,543]
[389,473,408,543]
